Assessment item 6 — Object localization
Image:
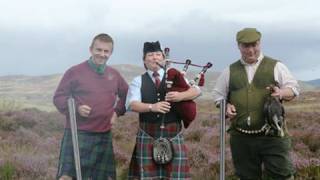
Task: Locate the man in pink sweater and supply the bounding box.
[53,33,128,180]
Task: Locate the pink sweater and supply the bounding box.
[53,61,128,132]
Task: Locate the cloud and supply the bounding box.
[0,0,319,80]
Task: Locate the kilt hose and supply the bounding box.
[128,122,190,180]
[56,129,116,180]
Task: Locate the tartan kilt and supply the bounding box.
[128,122,190,180]
[56,129,116,180]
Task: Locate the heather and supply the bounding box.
[0,92,319,179]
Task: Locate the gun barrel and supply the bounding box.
[67,97,82,180]
[219,99,226,180]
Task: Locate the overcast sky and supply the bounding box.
[1,0,319,80]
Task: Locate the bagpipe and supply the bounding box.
[158,47,212,128]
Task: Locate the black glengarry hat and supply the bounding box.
[143,41,162,55]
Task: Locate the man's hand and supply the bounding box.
[152,101,171,113]
[110,111,117,125]
[165,91,184,102]
[226,103,237,119]
[267,85,283,99]
[78,105,92,117]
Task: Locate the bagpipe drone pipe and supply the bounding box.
[158,47,212,128]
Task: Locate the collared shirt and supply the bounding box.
[212,53,300,103]
[126,68,201,110]
[126,68,165,110]
[88,57,106,74]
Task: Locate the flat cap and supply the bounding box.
[236,28,261,43]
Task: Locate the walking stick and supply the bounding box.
[219,99,226,180]
[67,97,82,180]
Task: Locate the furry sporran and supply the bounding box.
[152,137,174,165]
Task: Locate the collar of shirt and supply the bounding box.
[88,57,106,75]
[240,52,264,66]
[147,68,164,81]
[240,53,264,83]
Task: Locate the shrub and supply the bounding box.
[0,98,21,112]
[12,153,50,179]
[0,115,18,131]
[0,161,16,180]
[296,165,320,179]
[185,128,203,142]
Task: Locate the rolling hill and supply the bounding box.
[0,64,318,111]
[306,78,320,87]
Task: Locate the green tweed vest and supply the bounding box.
[229,56,277,131]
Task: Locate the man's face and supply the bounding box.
[238,40,261,64]
[144,51,164,71]
[90,40,113,65]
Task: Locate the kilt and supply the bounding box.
[56,129,116,180]
[128,122,190,180]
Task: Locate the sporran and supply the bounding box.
[152,137,174,165]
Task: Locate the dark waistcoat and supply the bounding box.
[229,56,277,131]
[139,72,180,124]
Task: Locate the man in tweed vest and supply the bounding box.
[213,28,299,180]
[126,41,201,179]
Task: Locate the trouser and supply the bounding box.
[230,135,295,180]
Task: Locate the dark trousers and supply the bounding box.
[230,135,295,180]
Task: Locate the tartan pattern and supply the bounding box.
[139,122,182,139]
[128,122,190,180]
[56,129,116,180]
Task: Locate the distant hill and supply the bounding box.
[306,79,320,87]
[0,74,61,111]
[0,64,318,111]
[298,80,319,91]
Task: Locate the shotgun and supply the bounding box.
[67,97,82,180]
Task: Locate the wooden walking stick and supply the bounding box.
[67,97,82,180]
[219,99,226,180]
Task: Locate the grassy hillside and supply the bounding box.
[0,92,319,179]
[0,64,318,111]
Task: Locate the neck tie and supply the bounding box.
[152,72,161,88]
